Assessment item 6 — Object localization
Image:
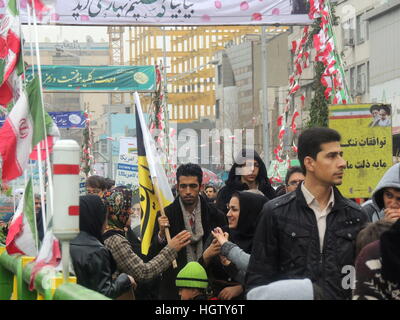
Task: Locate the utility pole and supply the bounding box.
[261,26,270,168]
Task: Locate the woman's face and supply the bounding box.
[240,160,259,184]
[227,196,240,229]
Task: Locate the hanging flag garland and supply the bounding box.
[270,0,350,183]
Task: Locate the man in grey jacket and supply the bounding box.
[362,163,400,223]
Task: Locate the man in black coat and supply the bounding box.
[246,127,369,300]
[154,163,227,300]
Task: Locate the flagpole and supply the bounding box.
[152,176,177,269]
[36,143,47,239]
[29,2,55,224]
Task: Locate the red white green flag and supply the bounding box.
[6,178,38,256]
[0,0,23,108]
[0,77,56,181]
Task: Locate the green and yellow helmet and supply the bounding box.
[176,262,208,289]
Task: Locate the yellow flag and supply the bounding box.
[134,93,173,255]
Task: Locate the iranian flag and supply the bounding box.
[0,77,55,181]
[6,178,38,256]
[29,230,61,291]
[0,0,23,107]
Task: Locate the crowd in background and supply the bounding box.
[1,127,400,300]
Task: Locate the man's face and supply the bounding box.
[379,109,388,120]
[383,188,400,209]
[34,198,41,215]
[305,141,346,186]
[205,187,217,199]
[286,172,305,193]
[177,176,201,206]
[372,109,379,118]
[131,203,141,219]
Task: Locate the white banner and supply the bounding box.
[115,137,138,189]
[10,0,311,26]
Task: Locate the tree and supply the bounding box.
[306,2,339,128]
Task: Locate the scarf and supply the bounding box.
[103,188,132,231]
[229,191,268,254]
[79,195,107,244]
[179,197,204,262]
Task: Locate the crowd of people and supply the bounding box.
[2,126,400,300]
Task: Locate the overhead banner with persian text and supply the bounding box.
[26,65,156,92]
[329,104,393,199]
[1,0,312,26]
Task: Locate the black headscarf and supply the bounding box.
[380,218,400,284]
[225,149,276,200]
[228,191,268,254]
[79,195,107,244]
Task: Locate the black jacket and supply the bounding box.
[154,195,228,300]
[70,231,132,299]
[245,186,368,300]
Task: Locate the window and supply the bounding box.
[216,99,220,119]
[356,64,367,96]
[350,67,355,96]
[342,19,355,47]
[356,14,366,44]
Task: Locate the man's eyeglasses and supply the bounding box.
[287,180,304,187]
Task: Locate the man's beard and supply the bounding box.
[181,196,198,206]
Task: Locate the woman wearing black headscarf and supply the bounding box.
[216,149,275,214]
[70,195,135,299]
[201,191,268,300]
[212,191,268,280]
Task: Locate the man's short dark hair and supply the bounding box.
[176,163,203,185]
[379,104,391,116]
[205,185,216,192]
[370,105,380,113]
[285,166,304,186]
[86,175,107,190]
[356,220,394,256]
[298,127,341,174]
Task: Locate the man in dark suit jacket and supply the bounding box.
[154,163,227,300]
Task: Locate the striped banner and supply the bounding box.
[329,106,372,120]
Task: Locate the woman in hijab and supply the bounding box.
[216,149,275,214]
[70,195,135,299]
[201,191,268,300]
[102,187,192,289]
[213,191,268,278]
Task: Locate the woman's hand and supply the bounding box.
[211,227,229,246]
[219,255,231,266]
[168,230,192,251]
